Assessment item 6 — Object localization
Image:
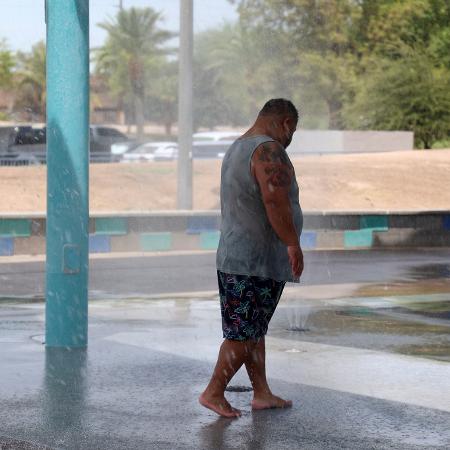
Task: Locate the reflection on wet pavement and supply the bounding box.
[405,264,450,281]
[274,293,450,362]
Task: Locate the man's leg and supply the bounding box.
[245,337,292,410]
[199,338,257,418]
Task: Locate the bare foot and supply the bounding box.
[251,393,292,410]
[199,392,242,418]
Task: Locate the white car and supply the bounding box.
[192,140,234,159]
[122,142,178,162]
[152,140,235,161]
[111,141,139,155]
[192,131,242,142]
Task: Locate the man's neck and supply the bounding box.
[242,120,276,140]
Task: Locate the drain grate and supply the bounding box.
[225,385,253,392]
[286,326,310,332]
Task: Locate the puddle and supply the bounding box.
[273,300,450,362]
[394,342,450,362]
[405,264,450,281]
[356,279,450,297]
[335,307,376,317]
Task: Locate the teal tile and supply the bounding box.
[140,232,172,251]
[0,219,31,237]
[344,229,373,248]
[200,231,220,250]
[95,217,128,235]
[360,215,388,231]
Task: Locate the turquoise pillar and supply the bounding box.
[45,0,90,347]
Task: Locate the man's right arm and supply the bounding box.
[251,141,303,278]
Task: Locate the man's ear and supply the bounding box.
[283,116,294,128]
[282,117,291,132]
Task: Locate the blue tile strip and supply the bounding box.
[344,230,373,248]
[300,231,317,249]
[0,237,14,256]
[89,235,111,253]
[187,216,219,234]
[443,215,450,231]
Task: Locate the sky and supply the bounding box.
[0,0,238,52]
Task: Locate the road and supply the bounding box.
[1,248,449,298]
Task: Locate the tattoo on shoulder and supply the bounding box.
[258,143,290,165]
[264,166,291,187]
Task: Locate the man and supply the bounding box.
[199,99,304,418]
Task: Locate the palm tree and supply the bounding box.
[95,7,174,140]
[16,41,46,120]
[0,39,14,89]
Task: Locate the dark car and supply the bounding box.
[0,125,131,163]
[89,126,131,162]
[0,126,45,165]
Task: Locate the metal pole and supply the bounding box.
[45,0,90,347]
[177,0,193,209]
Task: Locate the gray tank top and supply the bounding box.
[216,135,303,282]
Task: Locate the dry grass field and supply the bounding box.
[1,150,450,213]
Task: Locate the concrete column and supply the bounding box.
[45,0,90,347]
[177,0,194,209]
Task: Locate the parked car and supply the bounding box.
[0,126,46,164]
[192,131,242,141]
[90,126,131,162]
[111,140,140,156]
[192,140,234,159]
[0,151,40,166]
[153,143,179,161]
[0,125,132,163]
[150,140,235,161]
[122,141,178,163]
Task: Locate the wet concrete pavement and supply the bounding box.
[1,287,450,449]
[1,249,450,298]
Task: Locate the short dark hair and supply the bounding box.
[259,98,299,121]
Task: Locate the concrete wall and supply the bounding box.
[1,210,449,256]
[289,130,414,155]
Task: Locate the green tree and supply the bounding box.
[232,0,450,146]
[15,41,46,120]
[0,39,14,89]
[193,22,304,129]
[232,0,363,128]
[95,7,174,139]
[343,0,450,147]
[344,49,450,149]
[364,0,450,58]
[194,23,260,129]
[146,59,178,136]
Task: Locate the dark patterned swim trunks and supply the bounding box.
[217,270,285,341]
